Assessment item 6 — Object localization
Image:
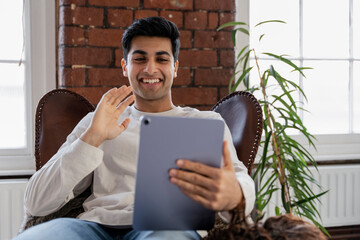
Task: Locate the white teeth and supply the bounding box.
[142,78,160,84]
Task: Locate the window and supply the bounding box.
[236,0,360,160]
[0,0,26,150]
[0,0,56,175]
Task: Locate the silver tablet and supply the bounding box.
[133,115,225,230]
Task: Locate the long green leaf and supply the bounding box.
[254,20,286,27]
[269,66,297,110]
[237,45,250,60]
[231,31,236,46]
[231,67,253,92]
[263,53,305,77]
[217,21,247,31]
[294,190,329,206]
[235,27,249,35]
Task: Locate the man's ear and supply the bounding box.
[174,60,179,78]
[121,58,128,77]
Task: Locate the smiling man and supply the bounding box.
[121,36,178,112]
[15,17,255,240]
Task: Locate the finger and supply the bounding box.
[176,159,219,179]
[116,94,135,114]
[179,188,218,211]
[118,118,131,132]
[101,87,118,104]
[222,141,234,170]
[170,177,213,200]
[169,169,217,191]
[111,86,131,106]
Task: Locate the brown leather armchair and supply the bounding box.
[23,89,263,230]
[212,91,263,175]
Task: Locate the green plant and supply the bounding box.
[218,21,329,234]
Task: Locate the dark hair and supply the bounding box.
[122,16,180,63]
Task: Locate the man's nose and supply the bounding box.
[144,60,157,74]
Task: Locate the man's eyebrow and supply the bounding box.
[131,50,171,57]
[155,51,171,57]
[132,50,147,55]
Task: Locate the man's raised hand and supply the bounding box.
[81,86,135,147]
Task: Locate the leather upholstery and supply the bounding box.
[212,91,263,175]
[35,89,95,170]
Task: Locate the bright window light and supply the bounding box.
[0,0,27,149]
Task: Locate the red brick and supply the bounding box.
[59,47,112,66]
[88,28,124,47]
[184,12,207,30]
[178,50,217,67]
[68,87,112,105]
[59,26,86,45]
[219,12,235,26]
[174,68,191,86]
[88,68,128,86]
[194,31,233,48]
[160,11,183,28]
[220,50,234,67]
[208,12,219,29]
[115,48,124,67]
[58,67,86,86]
[59,0,86,5]
[219,87,230,99]
[73,7,104,26]
[195,0,235,11]
[194,68,233,86]
[144,0,193,10]
[172,87,218,105]
[134,10,159,20]
[89,0,139,7]
[60,6,104,26]
[179,30,192,48]
[108,9,133,27]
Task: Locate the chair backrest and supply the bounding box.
[35,89,262,175]
[35,89,95,170]
[212,91,263,175]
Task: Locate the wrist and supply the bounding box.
[230,182,243,210]
[80,128,105,147]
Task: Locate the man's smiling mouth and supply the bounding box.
[140,78,162,84]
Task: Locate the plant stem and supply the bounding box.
[252,49,292,214]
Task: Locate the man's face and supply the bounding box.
[121,36,178,107]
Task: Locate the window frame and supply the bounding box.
[0,0,56,176]
[236,0,360,162]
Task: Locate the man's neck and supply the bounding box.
[134,99,175,113]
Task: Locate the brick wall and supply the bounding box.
[58,0,235,110]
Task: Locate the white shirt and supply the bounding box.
[25,105,255,226]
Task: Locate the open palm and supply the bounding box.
[81,86,135,147]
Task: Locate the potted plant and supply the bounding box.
[217,20,328,234]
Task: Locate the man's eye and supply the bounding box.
[134,58,146,62]
[158,58,168,62]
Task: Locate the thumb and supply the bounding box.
[222,141,234,170]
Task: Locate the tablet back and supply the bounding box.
[133,115,224,230]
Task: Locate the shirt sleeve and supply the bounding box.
[213,113,256,221]
[24,113,104,216]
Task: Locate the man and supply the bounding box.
[15,17,255,240]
